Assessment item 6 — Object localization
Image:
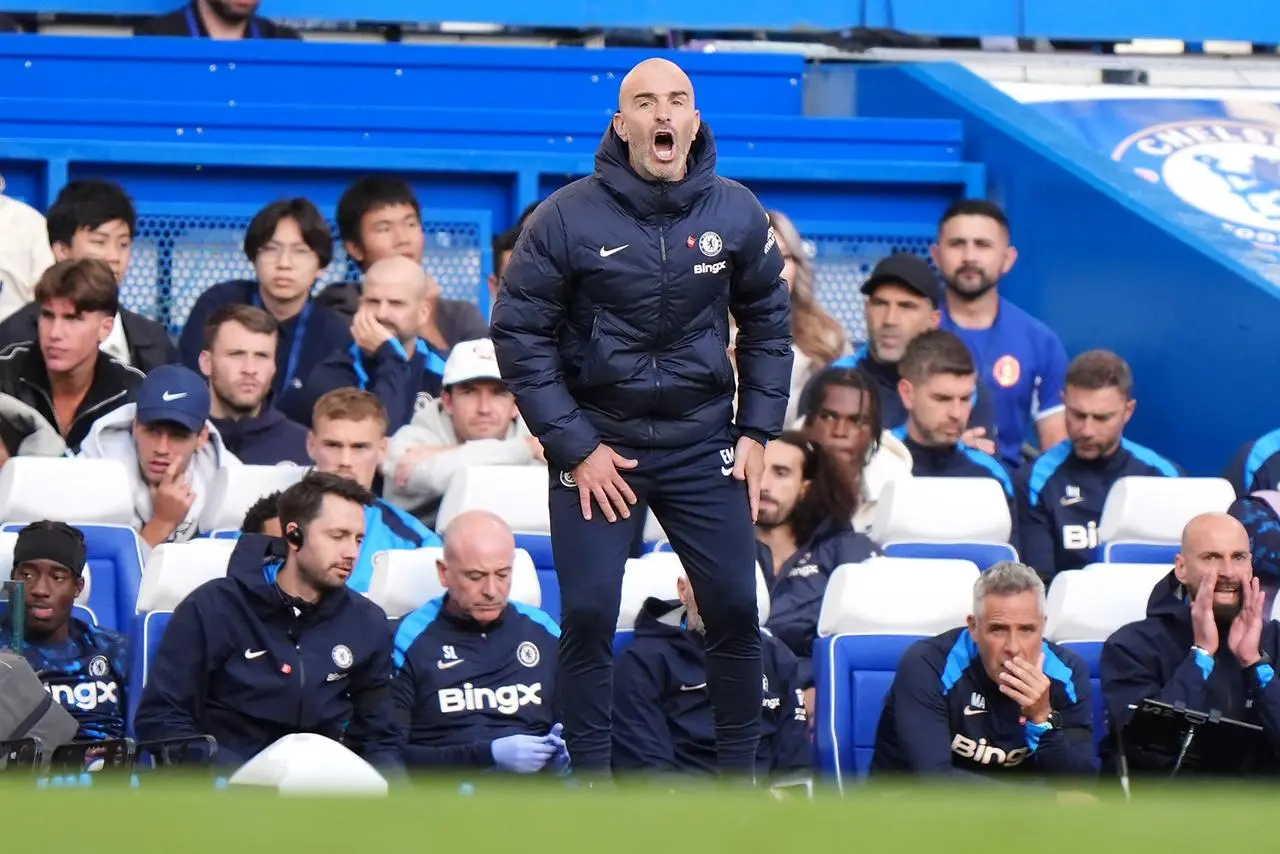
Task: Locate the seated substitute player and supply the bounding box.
[392,510,567,773]
[134,472,403,770]
[612,572,809,781]
[1016,349,1180,583]
[1100,513,1280,776]
[0,521,128,741]
[241,490,282,537]
[870,561,1095,779]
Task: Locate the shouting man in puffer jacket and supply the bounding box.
[491,57,793,781]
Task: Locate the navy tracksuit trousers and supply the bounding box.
[549,428,762,775]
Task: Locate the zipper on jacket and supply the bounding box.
[291,614,306,730]
[19,376,127,439]
[653,219,669,445]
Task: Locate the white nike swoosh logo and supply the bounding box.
[1060,497,1084,507]
[721,466,733,477]
[437,659,465,670]
[962,706,986,716]
[244,650,267,660]
[162,391,188,402]
[599,245,629,257]
[679,683,707,692]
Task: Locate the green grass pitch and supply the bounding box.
[1,775,1273,853]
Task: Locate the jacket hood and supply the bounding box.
[212,405,295,441]
[229,533,348,618]
[78,402,241,540]
[1146,569,1193,624]
[634,596,693,639]
[594,120,718,220]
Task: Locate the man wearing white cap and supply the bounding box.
[383,338,543,526]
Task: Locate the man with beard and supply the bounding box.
[295,255,436,432]
[1016,350,1180,583]
[1100,513,1280,776]
[492,57,792,781]
[135,471,403,770]
[135,0,299,38]
[755,432,879,696]
[933,200,1068,468]
[199,304,309,465]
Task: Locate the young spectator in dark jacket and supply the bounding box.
[179,198,351,417]
[0,180,178,373]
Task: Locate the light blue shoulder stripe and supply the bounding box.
[890,424,908,442]
[1245,428,1280,493]
[960,444,1014,498]
[1027,440,1072,506]
[1041,642,1079,704]
[1121,438,1180,478]
[392,596,444,671]
[940,631,978,695]
[513,601,561,639]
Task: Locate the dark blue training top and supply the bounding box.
[1226,426,1280,498]
[871,626,1096,779]
[392,596,560,769]
[0,618,128,741]
[1017,438,1180,582]
[612,598,810,779]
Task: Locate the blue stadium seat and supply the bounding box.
[208,530,242,540]
[198,466,307,534]
[812,556,979,789]
[1101,542,1179,564]
[365,546,543,620]
[128,540,239,736]
[869,477,1014,572]
[1044,563,1170,753]
[0,457,142,632]
[1097,476,1235,564]
[437,466,553,576]
[882,541,1017,571]
[537,569,560,623]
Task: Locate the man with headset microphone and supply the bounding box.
[135,471,403,771]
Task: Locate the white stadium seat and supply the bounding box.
[0,457,133,525]
[199,465,307,533]
[0,530,93,609]
[616,551,771,631]
[1098,476,1235,544]
[1045,564,1170,643]
[135,538,238,613]
[817,556,980,637]
[642,509,667,545]
[365,546,542,620]
[870,477,1011,544]
[435,465,549,534]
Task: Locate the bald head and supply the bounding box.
[365,255,427,298]
[1176,512,1253,619]
[438,510,516,625]
[359,255,430,350]
[612,57,701,183]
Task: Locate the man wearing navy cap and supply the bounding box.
[816,253,998,452]
[79,364,241,547]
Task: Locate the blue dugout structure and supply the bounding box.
[0,32,1274,473]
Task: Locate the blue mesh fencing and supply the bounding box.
[122,207,926,346]
[122,208,489,335]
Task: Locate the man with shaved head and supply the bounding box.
[492,57,792,781]
[1101,512,1280,775]
[391,510,568,773]
[293,254,438,430]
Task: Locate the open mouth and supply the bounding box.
[654,130,675,162]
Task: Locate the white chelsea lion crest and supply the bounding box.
[331,644,354,670]
[698,231,723,258]
[1113,119,1280,253]
[517,641,541,668]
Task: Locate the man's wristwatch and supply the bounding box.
[1026,711,1061,732]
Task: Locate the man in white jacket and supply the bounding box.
[79,364,240,547]
[383,338,543,525]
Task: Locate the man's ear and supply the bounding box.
[197,424,210,449]
[197,350,213,379]
[75,576,85,598]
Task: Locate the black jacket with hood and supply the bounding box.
[1100,570,1280,776]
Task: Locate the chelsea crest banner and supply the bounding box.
[995,82,1280,254]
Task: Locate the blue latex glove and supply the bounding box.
[545,723,571,775]
[491,734,557,774]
